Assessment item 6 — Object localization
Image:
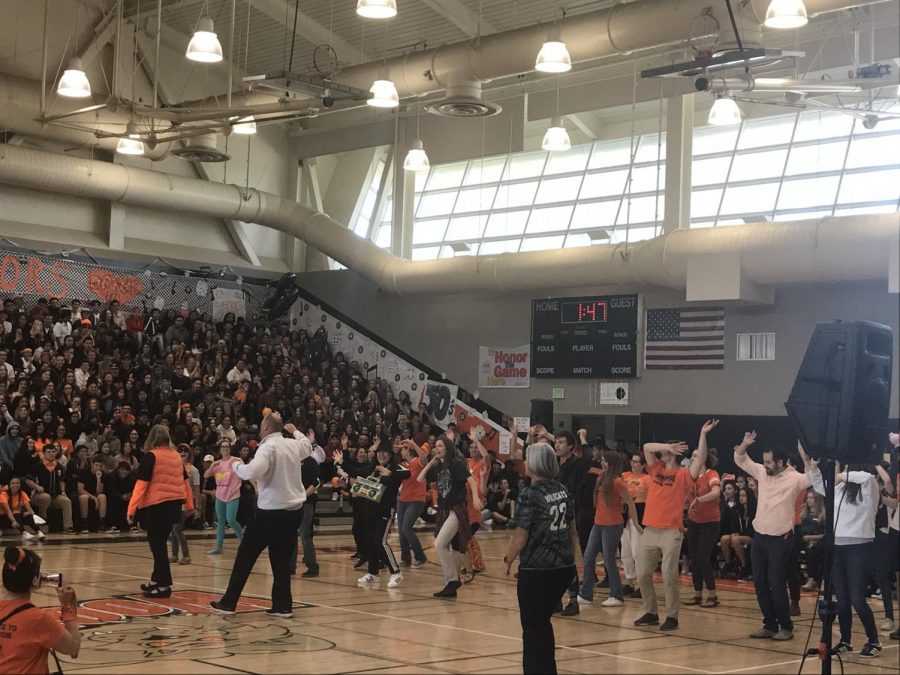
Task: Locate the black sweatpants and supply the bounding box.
[351,499,368,562]
[687,520,719,593]
[140,500,182,587]
[364,508,399,575]
[221,507,303,612]
[518,566,576,675]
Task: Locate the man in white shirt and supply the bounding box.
[226,359,252,385]
[211,412,325,618]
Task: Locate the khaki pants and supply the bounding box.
[636,526,683,620]
[31,493,73,531]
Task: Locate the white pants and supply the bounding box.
[434,511,465,585]
[621,519,642,581]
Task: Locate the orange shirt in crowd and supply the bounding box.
[594,475,628,526]
[0,490,30,512]
[688,469,721,524]
[793,490,805,526]
[56,439,73,458]
[399,456,427,503]
[622,471,651,503]
[642,462,693,530]
[0,600,65,675]
[466,458,486,525]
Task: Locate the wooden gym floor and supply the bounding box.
[21,528,899,674]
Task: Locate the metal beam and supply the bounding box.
[419,0,496,37]
[247,0,367,65]
[79,3,119,67]
[566,112,604,140]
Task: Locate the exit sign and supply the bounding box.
[552,387,565,399]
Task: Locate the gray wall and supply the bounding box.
[297,270,900,420]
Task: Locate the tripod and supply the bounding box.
[815,457,837,675]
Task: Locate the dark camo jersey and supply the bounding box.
[512,478,575,570]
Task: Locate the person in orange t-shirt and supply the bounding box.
[0,546,80,674]
[578,450,640,606]
[621,455,651,593]
[396,439,430,566]
[634,419,719,632]
[686,448,722,607]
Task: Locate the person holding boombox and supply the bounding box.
[334,440,410,589]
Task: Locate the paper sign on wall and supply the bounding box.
[212,288,246,321]
[478,345,531,388]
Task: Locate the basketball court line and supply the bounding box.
[76,565,714,674]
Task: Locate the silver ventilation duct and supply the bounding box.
[0,144,896,296]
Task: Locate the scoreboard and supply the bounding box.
[531,294,640,379]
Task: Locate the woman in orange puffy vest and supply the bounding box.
[127,425,194,599]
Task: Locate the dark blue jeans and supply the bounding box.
[397,500,426,564]
[832,542,878,644]
[751,532,794,632]
[580,524,624,601]
[873,529,896,622]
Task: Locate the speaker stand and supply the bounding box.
[816,458,837,675]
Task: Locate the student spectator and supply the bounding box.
[872,463,896,633]
[485,477,516,528]
[798,489,825,591]
[686,447,722,608]
[292,450,320,577]
[720,487,756,578]
[205,442,245,556]
[634,420,716,632]
[463,428,490,577]
[169,444,199,565]
[104,461,136,533]
[75,456,108,533]
[0,477,43,539]
[25,444,73,534]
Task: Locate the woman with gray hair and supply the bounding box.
[504,443,578,675]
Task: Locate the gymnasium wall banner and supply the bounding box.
[420,380,458,428]
[212,288,247,321]
[0,249,267,317]
[478,345,531,388]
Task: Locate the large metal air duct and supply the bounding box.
[332,0,890,98]
[0,143,896,295]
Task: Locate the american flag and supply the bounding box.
[645,307,725,370]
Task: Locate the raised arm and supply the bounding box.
[418,457,439,484]
[643,441,689,469]
[690,419,719,480]
[233,444,272,482]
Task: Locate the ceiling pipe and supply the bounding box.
[0,143,896,295]
[331,0,890,99]
[696,75,863,94]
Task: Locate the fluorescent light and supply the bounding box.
[542,117,571,151]
[57,57,92,98]
[116,122,144,156]
[708,96,742,126]
[368,79,399,108]
[232,116,257,135]
[764,0,808,29]
[403,138,430,172]
[186,17,223,63]
[356,0,397,19]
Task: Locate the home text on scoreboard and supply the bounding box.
[531,294,639,379]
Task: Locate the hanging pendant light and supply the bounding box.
[186,17,223,63]
[368,79,399,108]
[356,0,397,19]
[542,117,571,151]
[116,122,145,156]
[232,116,257,135]
[404,138,430,172]
[708,95,742,126]
[764,0,808,28]
[535,26,571,74]
[57,57,92,98]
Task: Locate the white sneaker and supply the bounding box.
[357,573,377,585]
[36,530,46,539]
[880,619,896,632]
[601,597,625,607]
[387,573,403,588]
[21,531,35,540]
[576,595,592,605]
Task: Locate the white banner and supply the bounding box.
[212,288,246,321]
[478,345,531,388]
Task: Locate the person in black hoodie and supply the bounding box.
[25,445,74,533]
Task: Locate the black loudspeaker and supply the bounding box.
[785,321,893,464]
[530,399,554,431]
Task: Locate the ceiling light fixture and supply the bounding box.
[764,0,808,29]
[707,95,742,126]
[57,57,92,98]
[232,115,257,135]
[404,138,429,172]
[535,26,571,74]
[542,117,571,151]
[356,0,398,19]
[186,17,223,63]
[116,122,145,156]
[368,78,399,108]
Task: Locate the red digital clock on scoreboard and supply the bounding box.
[561,300,608,324]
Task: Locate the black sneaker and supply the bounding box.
[561,602,580,617]
[265,608,294,618]
[634,612,660,626]
[349,553,360,560]
[552,600,564,614]
[353,559,368,570]
[890,627,899,640]
[622,585,635,596]
[140,581,158,592]
[301,568,319,578]
[659,617,679,631]
[830,641,852,655]
[859,642,882,658]
[209,600,236,615]
[142,586,171,598]
[433,581,461,598]
[629,588,643,599]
